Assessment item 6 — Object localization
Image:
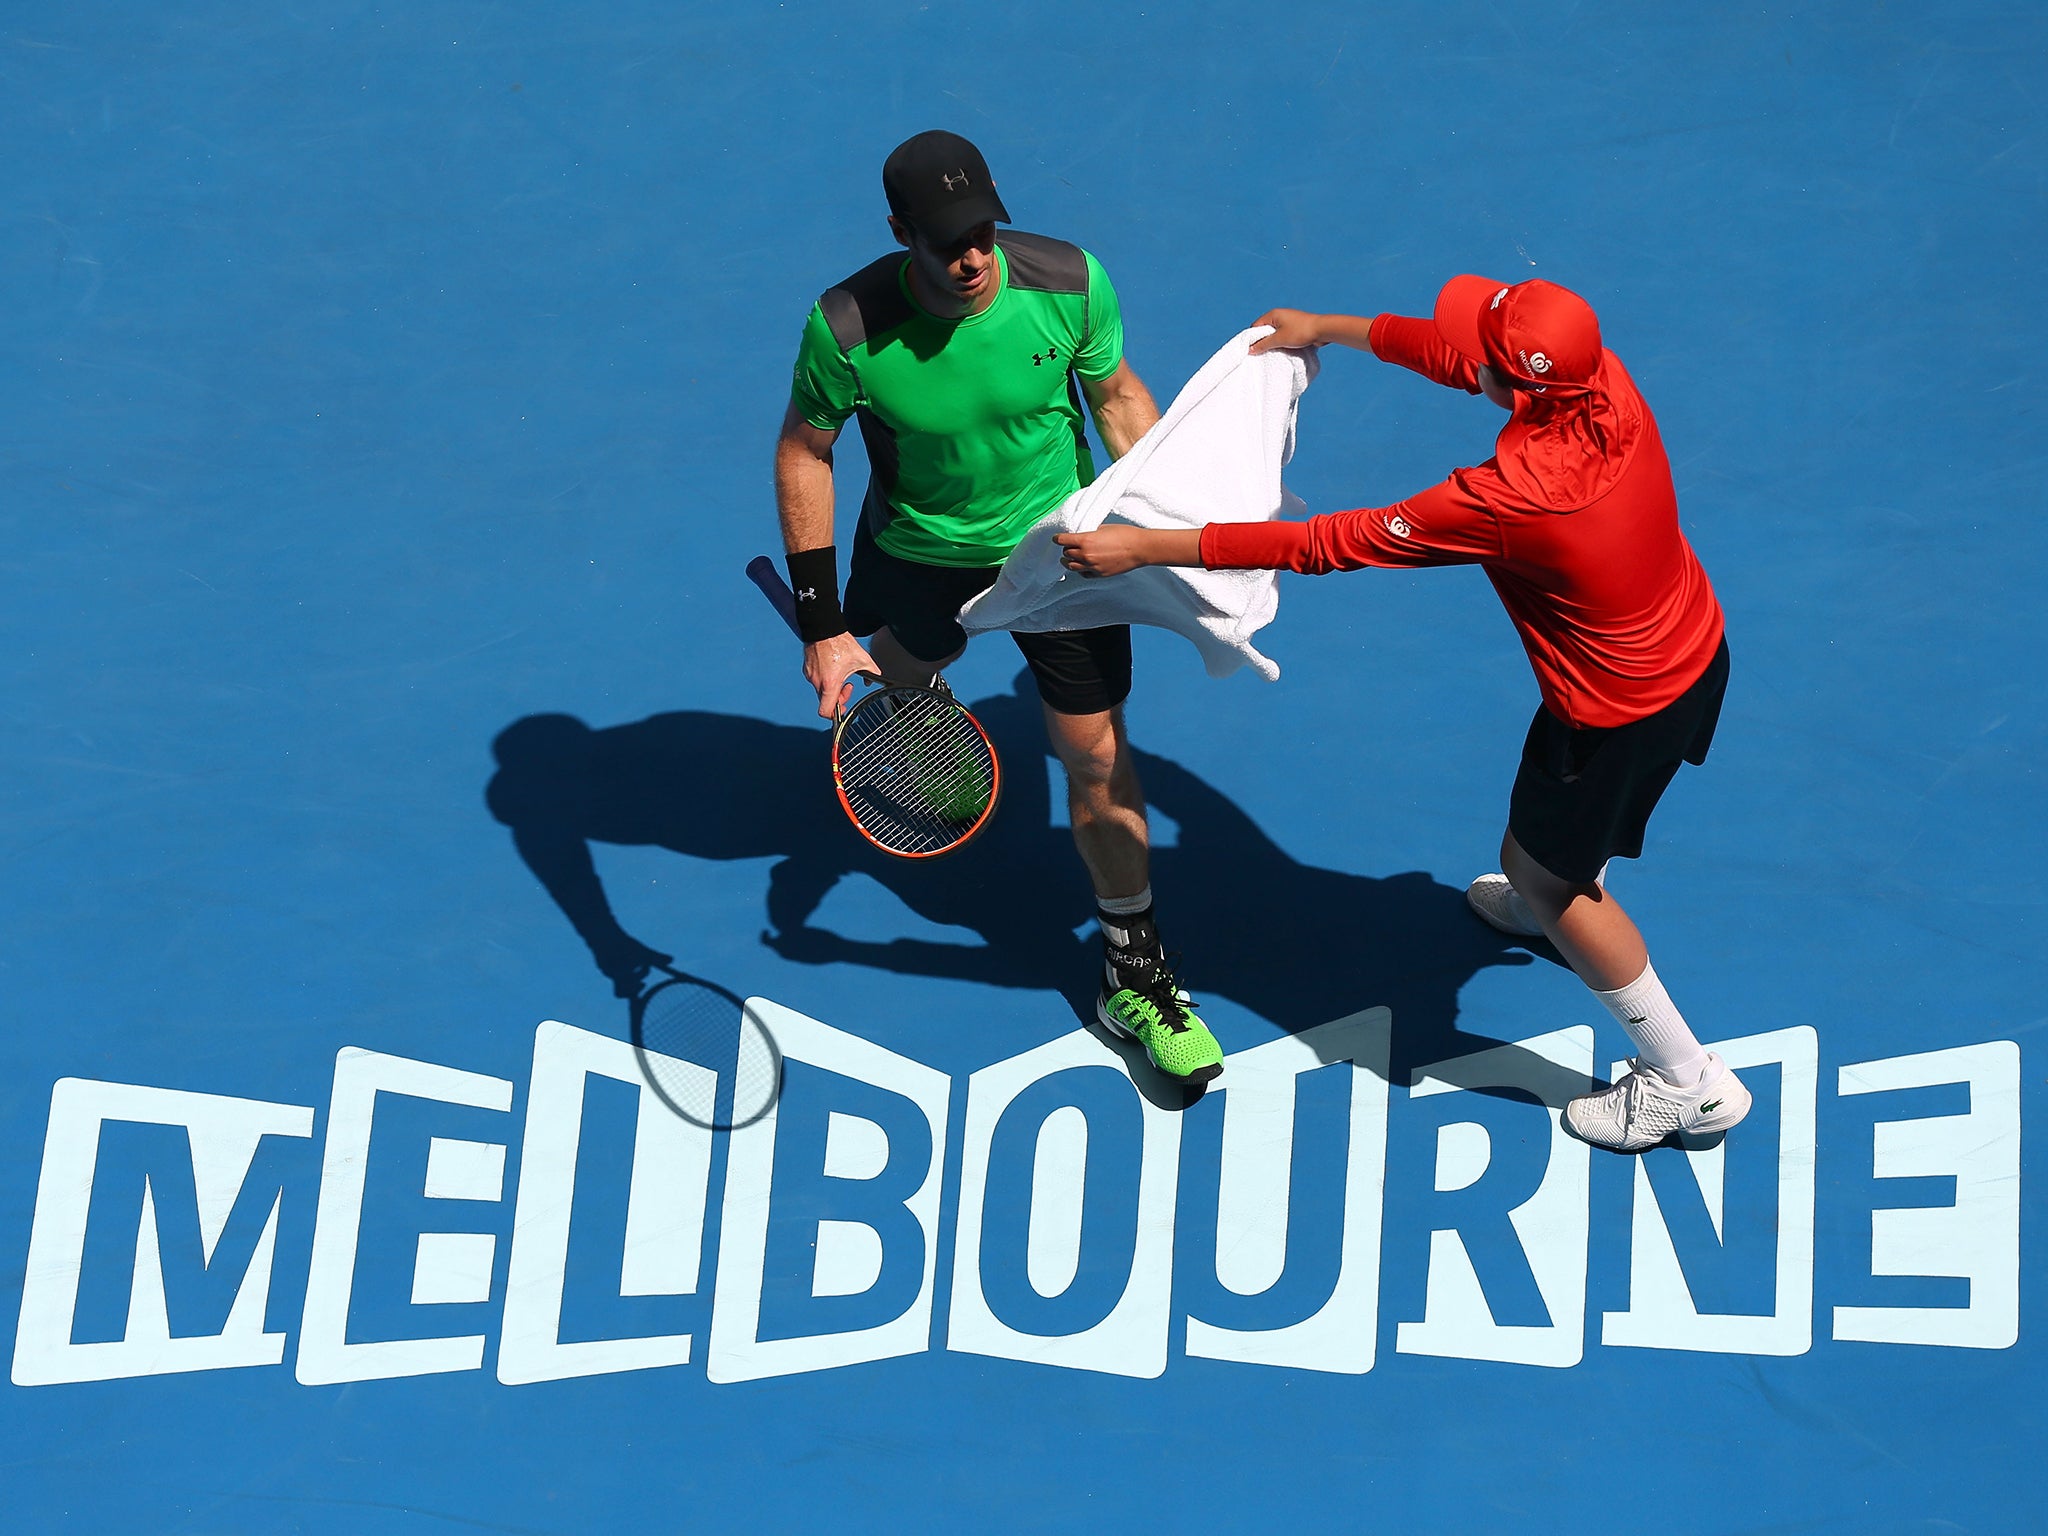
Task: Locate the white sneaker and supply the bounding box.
[1564,1053,1752,1151]
[1465,873,1544,937]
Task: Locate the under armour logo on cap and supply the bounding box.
[942,169,969,191]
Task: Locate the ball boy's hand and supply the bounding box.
[1249,309,1324,354]
[1056,527,1153,578]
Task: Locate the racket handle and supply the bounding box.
[746,555,803,640]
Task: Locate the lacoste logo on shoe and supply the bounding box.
[1699,1099,1723,1114]
[1625,1014,1649,1025]
[1032,345,1061,367]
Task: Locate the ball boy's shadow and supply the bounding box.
[486,670,1570,1102]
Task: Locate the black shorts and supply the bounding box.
[1508,638,1730,884]
[841,518,1133,716]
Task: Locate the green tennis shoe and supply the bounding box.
[1097,964,1224,1084]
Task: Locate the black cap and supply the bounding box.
[882,130,1011,245]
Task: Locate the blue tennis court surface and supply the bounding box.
[4,4,2041,1531]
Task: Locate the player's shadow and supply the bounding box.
[485,669,1568,1104]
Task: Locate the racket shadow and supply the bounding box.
[628,968,785,1132]
[486,675,1560,1108]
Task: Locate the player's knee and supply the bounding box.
[1059,745,1118,796]
[1044,708,1119,776]
[1503,832,1565,901]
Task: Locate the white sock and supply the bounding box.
[1592,958,1708,1083]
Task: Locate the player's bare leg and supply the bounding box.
[1044,704,1222,1083]
[1499,828,1748,1147]
[1041,703,1149,902]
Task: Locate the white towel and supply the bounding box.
[958,326,1318,682]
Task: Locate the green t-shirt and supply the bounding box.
[790,232,1125,567]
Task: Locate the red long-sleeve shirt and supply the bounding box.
[1202,314,1725,728]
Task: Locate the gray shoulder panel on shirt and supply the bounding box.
[996,230,1088,294]
[820,234,1088,353]
[818,254,914,354]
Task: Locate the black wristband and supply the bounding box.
[785,545,848,644]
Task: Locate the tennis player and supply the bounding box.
[1055,277,1746,1147]
[774,130,1223,1083]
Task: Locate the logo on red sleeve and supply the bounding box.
[1387,514,1413,538]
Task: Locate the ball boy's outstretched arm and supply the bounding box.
[1246,308,1378,355]
[1249,307,1485,395]
[1056,311,1379,577]
[1058,304,1510,578]
[1055,525,1204,577]
[1058,473,1497,579]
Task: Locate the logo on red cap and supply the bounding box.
[1434,273,1601,388]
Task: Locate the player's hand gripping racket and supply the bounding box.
[747,555,1001,858]
[629,964,782,1131]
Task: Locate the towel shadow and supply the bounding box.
[487,669,1566,1104]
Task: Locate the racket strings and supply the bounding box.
[836,688,996,853]
[635,979,781,1131]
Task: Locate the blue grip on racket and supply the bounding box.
[746,555,802,638]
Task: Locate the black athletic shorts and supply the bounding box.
[841,518,1133,716]
[1508,637,1730,884]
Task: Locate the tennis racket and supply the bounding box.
[629,965,782,1131]
[747,555,1001,858]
